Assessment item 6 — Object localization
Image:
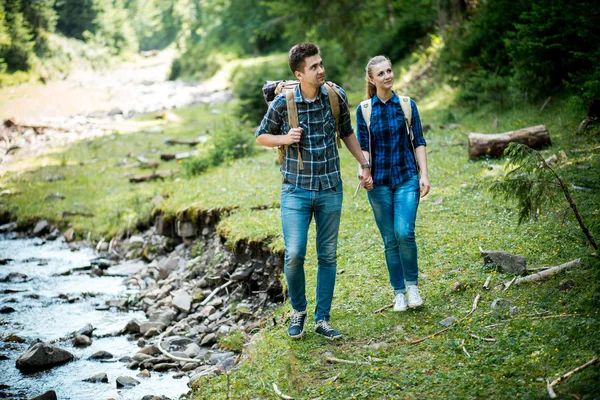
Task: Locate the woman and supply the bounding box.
[356,55,430,311]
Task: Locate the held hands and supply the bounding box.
[359,166,373,191]
[420,175,431,198]
[284,127,303,145]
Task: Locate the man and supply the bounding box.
[256,43,372,340]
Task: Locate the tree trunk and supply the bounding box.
[468,125,551,159]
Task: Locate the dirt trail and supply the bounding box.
[0,49,232,176]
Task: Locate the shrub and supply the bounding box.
[230,55,292,126]
[183,117,256,177]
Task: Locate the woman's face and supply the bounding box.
[369,61,394,92]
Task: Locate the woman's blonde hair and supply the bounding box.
[365,55,392,99]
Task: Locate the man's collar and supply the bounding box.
[294,84,328,103]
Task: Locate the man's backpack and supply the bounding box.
[262,80,344,170]
[359,95,419,172]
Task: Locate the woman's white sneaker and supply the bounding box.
[407,285,423,308]
[393,293,407,311]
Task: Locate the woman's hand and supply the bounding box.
[420,175,430,198]
[360,167,373,191]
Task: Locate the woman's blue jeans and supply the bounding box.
[367,175,420,295]
[281,181,343,322]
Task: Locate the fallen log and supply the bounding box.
[511,259,581,285]
[128,170,175,183]
[468,124,551,159]
[163,136,207,146]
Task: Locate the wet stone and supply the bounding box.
[89,350,113,360]
[439,316,457,327]
[16,342,74,373]
[29,390,57,400]
[72,334,92,347]
[115,376,140,388]
[0,306,15,314]
[83,373,108,383]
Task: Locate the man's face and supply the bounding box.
[296,54,325,88]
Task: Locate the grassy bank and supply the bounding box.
[1,65,598,398]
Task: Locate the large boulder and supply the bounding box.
[16,342,74,373]
[29,390,57,400]
[480,250,527,275]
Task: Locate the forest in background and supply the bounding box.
[1,0,598,116]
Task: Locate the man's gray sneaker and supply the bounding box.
[287,310,307,339]
[315,320,342,340]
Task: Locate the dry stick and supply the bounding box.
[409,327,451,345]
[374,303,393,314]
[470,334,496,342]
[326,356,371,365]
[546,357,599,398]
[326,373,341,383]
[483,275,492,290]
[540,153,598,250]
[201,280,234,306]
[459,293,481,322]
[272,383,295,400]
[503,276,517,292]
[461,340,470,357]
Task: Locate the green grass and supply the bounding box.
[1,59,599,398]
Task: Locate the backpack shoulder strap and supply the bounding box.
[282,89,303,170]
[399,96,412,131]
[324,82,342,148]
[360,99,372,131]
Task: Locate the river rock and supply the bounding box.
[439,316,457,327]
[153,362,179,371]
[16,342,74,372]
[124,318,141,334]
[139,321,166,335]
[184,343,201,358]
[72,334,92,347]
[137,369,151,378]
[77,323,95,337]
[158,256,182,280]
[83,373,108,383]
[230,262,254,281]
[491,298,514,310]
[200,333,216,346]
[132,353,153,362]
[481,250,527,275]
[144,328,162,338]
[164,335,193,348]
[116,376,140,388]
[208,352,235,370]
[451,282,463,292]
[141,396,172,400]
[0,306,15,314]
[172,290,192,313]
[33,220,49,235]
[28,390,57,400]
[149,309,177,326]
[89,351,113,360]
[63,228,75,242]
[0,222,17,233]
[128,235,145,249]
[1,272,30,283]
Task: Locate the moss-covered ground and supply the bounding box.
[1,59,598,399]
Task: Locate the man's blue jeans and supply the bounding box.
[367,175,420,295]
[281,181,343,322]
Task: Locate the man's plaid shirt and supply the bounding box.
[256,84,353,191]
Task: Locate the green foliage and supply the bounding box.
[230,55,292,125]
[55,0,137,55]
[183,117,256,177]
[168,41,221,81]
[0,0,35,72]
[489,143,561,223]
[218,329,244,352]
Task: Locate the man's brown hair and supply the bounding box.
[288,43,320,74]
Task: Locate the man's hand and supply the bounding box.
[284,127,303,145]
[360,167,373,191]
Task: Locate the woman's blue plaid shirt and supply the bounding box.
[356,93,426,187]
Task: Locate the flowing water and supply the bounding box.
[0,235,190,400]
